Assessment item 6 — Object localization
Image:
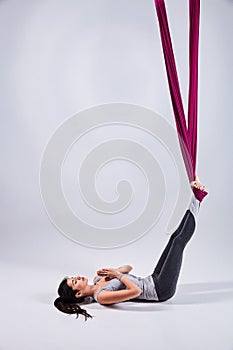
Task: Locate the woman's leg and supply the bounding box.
[152,209,190,276]
[152,210,196,301]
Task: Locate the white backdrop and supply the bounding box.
[1,0,233,349]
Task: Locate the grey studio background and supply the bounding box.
[1,0,233,349]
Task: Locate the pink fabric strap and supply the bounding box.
[154,0,207,201]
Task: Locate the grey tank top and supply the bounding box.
[93,273,158,302]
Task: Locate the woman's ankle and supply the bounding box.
[191,186,208,202]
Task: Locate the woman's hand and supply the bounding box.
[97,268,122,280]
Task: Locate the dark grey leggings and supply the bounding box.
[151,209,196,301]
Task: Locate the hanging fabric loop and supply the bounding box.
[154,0,207,201]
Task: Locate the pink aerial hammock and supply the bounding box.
[154,0,208,202]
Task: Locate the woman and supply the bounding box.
[54,177,207,321]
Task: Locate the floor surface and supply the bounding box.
[1,259,233,350]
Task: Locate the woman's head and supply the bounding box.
[65,276,89,298]
[54,277,93,321]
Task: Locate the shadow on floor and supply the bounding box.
[170,280,233,305]
[90,280,233,312]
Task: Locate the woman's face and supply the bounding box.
[66,276,88,293]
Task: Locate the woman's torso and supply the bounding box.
[93,274,158,302]
[94,276,111,290]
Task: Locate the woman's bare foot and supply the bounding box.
[190,175,208,192]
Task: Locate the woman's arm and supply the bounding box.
[116,265,133,274]
[93,265,133,283]
[96,268,142,305]
[96,264,132,277]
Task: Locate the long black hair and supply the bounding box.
[54,278,93,321]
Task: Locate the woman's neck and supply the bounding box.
[82,284,99,297]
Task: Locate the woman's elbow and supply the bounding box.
[134,288,142,297]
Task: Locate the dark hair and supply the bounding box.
[54,278,93,321]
